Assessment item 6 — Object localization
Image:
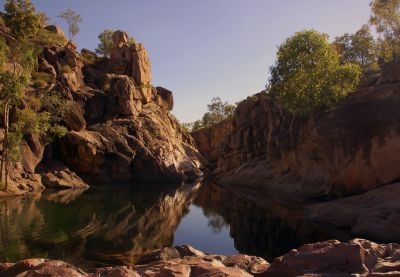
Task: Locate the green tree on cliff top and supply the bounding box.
[268,30,361,115]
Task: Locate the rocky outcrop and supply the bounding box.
[2,29,204,189]
[305,181,400,242]
[192,61,400,199]
[2,239,399,276]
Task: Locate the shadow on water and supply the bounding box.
[193,183,334,261]
[0,181,335,270]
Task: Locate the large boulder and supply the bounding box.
[262,239,400,277]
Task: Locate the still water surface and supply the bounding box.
[0,181,332,270]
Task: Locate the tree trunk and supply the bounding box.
[1,102,9,191]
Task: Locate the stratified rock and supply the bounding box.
[193,61,400,199]
[306,181,400,241]
[41,168,89,189]
[262,239,400,277]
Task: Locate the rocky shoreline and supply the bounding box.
[1,239,399,276]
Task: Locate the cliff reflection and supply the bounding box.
[194,183,332,261]
[0,182,201,269]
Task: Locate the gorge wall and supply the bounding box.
[192,61,400,199]
[8,28,204,190]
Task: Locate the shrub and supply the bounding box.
[61,64,72,74]
[33,29,67,46]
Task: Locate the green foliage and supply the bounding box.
[2,0,44,39]
[95,29,136,57]
[32,72,54,83]
[185,97,235,131]
[33,28,67,46]
[370,0,400,61]
[202,97,235,127]
[58,8,81,39]
[95,29,114,57]
[268,30,361,115]
[333,25,378,71]
[61,64,72,74]
[192,120,204,131]
[31,72,54,88]
[41,91,68,140]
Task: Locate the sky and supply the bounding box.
[1,0,372,122]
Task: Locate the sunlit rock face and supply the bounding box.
[35,29,204,184]
[192,61,400,198]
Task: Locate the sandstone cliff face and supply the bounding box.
[33,30,203,184]
[192,62,400,198]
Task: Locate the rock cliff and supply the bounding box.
[192,61,400,199]
[2,29,203,191]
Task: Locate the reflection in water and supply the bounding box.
[194,184,333,261]
[0,182,333,270]
[0,182,201,269]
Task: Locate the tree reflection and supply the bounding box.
[202,209,228,234]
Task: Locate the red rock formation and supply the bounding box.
[193,61,400,198]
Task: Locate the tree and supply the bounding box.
[95,29,136,57]
[58,8,82,39]
[268,30,361,115]
[369,0,400,61]
[201,97,235,127]
[95,29,114,57]
[2,0,44,39]
[333,25,378,71]
[0,39,37,189]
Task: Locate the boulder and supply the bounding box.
[45,25,67,42]
[110,30,152,86]
[41,168,89,189]
[63,101,86,131]
[155,86,174,110]
[262,239,400,277]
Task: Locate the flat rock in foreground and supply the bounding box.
[1,239,399,276]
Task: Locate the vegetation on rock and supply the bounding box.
[95,29,135,57]
[184,97,235,131]
[268,30,361,115]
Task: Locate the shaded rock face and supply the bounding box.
[1,239,399,277]
[192,61,400,198]
[305,181,400,242]
[34,29,203,184]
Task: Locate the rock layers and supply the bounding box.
[192,61,400,199]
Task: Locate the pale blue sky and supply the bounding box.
[2,1,372,122]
